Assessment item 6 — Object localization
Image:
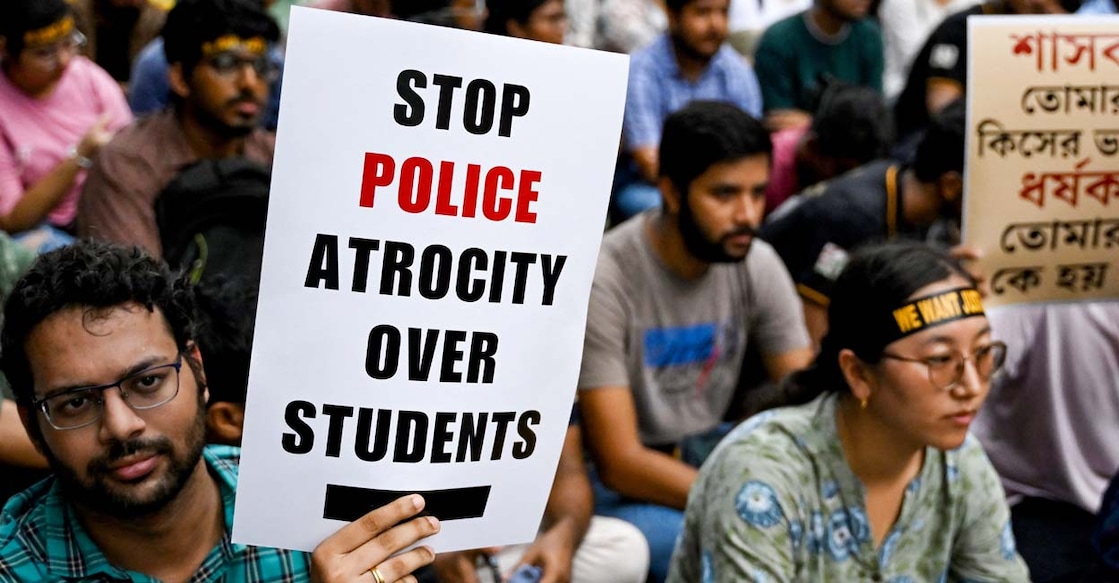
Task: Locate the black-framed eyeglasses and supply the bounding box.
[880,341,1007,391]
[205,51,278,82]
[31,355,184,430]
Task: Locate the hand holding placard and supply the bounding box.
[310,494,438,583]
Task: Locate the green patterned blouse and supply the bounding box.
[668,393,1030,583]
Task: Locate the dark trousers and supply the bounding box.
[1012,497,1098,582]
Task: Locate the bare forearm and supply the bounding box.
[600,447,697,509]
[631,148,659,184]
[0,158,83,233]
[542,475,593,549]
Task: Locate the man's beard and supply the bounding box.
[193,93,260,140]
[677,198,756,264]
[47,407,208,519]
[670,31,720,63]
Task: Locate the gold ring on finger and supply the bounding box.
[370,567,387,583]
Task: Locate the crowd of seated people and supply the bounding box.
[0,0,1115,581]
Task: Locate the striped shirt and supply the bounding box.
[0,445,311,582]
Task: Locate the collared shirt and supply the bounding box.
[668,392,1030,582]
[77,109,275,258]
[622,34,762,150]
[0,445,311,582]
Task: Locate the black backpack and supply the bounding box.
[155,158,271,286]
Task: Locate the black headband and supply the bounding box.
[880,287,986,346]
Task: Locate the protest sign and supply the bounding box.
[965,16,1119,307]
[232,7,628,553]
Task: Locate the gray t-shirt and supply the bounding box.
[578,211,810,445]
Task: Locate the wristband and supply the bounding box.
[67,146,93,169]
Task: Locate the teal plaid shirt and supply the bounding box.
[0,445,311,582]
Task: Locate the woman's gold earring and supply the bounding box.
[860,397,868,409]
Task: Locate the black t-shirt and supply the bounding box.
[893,3,989,139]
[759,160,917,304]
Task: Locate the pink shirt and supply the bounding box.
[0,57,132,228]
[764,127,806,216]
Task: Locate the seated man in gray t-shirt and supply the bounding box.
[577,101,813,583]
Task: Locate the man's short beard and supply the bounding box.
[46,402,208,519]
[192,98,257,140]
[676,195,754,264]
[670,31,718,63]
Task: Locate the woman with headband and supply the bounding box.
[0,0,131,251]
[667,241,1029,581]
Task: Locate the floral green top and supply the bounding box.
[668,393,1030,582]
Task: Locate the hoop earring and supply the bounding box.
[859,397,868,410]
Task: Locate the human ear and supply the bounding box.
[939,171,963,203]
[838,349,874,403]
[169,62,191,100]
[205,402,245,446]
[658,176,681,214]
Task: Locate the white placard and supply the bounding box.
[964,15,1119,306]
[232,7,628,553]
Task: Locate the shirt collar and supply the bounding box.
[37,445,242,580]
[653,33,733,81]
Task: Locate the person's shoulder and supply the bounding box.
[817,160,893,201]
[247,129,277,164]
[742,238,785,274]
[204,444,243,478]
[100,110,175,161]
[600,212,649,260]
[757,12,806,45]
[850,17,883,36]
[0,478,57,572]
[700,403,821,486]
[629,35,671,73]
[765,12,806,36]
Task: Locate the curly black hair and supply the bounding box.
[0,240,197,407]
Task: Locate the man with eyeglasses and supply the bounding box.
[0,240,440,582]
[78,0,278,258]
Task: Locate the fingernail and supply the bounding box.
[411,494,424,510]
[427,515,440,531]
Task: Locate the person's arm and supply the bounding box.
[622,57,664,182]
[668,434,799,582]
[631,147,659,183]
[580,387,697,509]
[0,399,46,469]
[311,493,438,583]
[926,80,963,117]
[0,115,115,234]
[761,347,814,384]
[947,441,1031,581]
[800,299,828,352]
[512,425,595,583]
